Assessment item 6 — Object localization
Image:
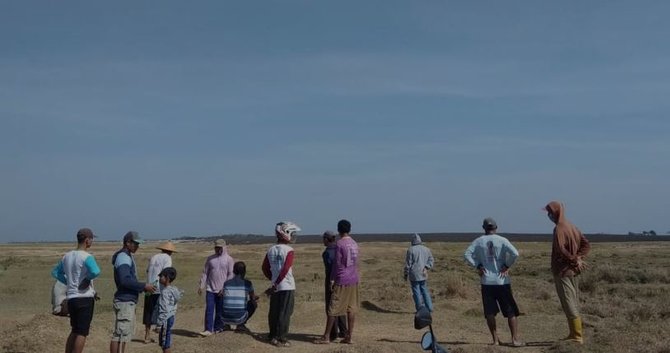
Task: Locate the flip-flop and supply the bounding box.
[314,337,331,344]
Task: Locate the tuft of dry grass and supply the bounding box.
[436,273,470,299]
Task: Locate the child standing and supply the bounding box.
[157,267,182,353]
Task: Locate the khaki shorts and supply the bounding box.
[111,301,136,342]
[328,284,359,316]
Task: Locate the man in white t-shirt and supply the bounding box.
[51,227,101,353]
[143,242,176,343]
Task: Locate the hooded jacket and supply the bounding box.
[157,285,182,326]
[546,201,591,277]
[404,234,434,282]
[199,246,235,293]
[112,248,146,303]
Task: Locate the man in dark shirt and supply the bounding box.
[110,231,156,353]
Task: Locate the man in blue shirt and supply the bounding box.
[110,231,156,353]
[464,218,524,347]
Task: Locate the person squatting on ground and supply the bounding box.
[316,219,360,345]
[404,233,435,312]
[464,218,524,347]
[110,231,157,353]
[143,241,176,344]
[52,227,101,353]
[262,221,300,347]
[221,261,259,333]
[545,201,591,344]
[322,230,348,341]
[156,267,182,353]
[197,239,235,337]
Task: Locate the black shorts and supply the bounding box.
[68,297,95,336]
[481,284,520,318]
[143,294,160,325]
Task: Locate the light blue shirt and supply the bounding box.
[464,234,519,285]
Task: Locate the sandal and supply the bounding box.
[314,337,332,344]
[274,340,291,347]
[511,341,526,347]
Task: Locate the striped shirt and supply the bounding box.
[222,276,254,324]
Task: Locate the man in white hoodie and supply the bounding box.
[464,218,524,347]
[404,233,434,312]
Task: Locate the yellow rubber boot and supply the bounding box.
[561,318,575,341]
[570,318,584,344]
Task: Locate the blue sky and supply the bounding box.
[1,1,669,242]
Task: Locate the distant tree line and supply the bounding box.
[173,234,266,241]
[628,230,658,236]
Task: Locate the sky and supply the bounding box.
[1,1,669,242]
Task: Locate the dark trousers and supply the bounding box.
[268,290,294,341]
[245,299,257,323]
[325,285,348,340]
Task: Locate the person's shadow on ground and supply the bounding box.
[524,341,554,347]
[361,300,414,314]
[170,329,202,338]
[248,331,323,345]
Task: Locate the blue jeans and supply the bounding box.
[411,280,433,312]
[205,291,224,332]
[159,316,174,350]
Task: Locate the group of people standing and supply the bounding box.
[403,201,591,347]
[50,200,590,352]
[192,219,361,348]
[50,218,361,352]
[52,230,182,353]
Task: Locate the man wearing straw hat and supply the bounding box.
[143,241,177,344]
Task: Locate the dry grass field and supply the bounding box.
[1,240,669,353]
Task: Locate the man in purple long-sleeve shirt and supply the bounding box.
[317,219,359,345]
[197,239,234,336]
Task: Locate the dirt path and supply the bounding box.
[3,298,566,353]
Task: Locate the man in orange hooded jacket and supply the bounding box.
[544,201,591,344]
